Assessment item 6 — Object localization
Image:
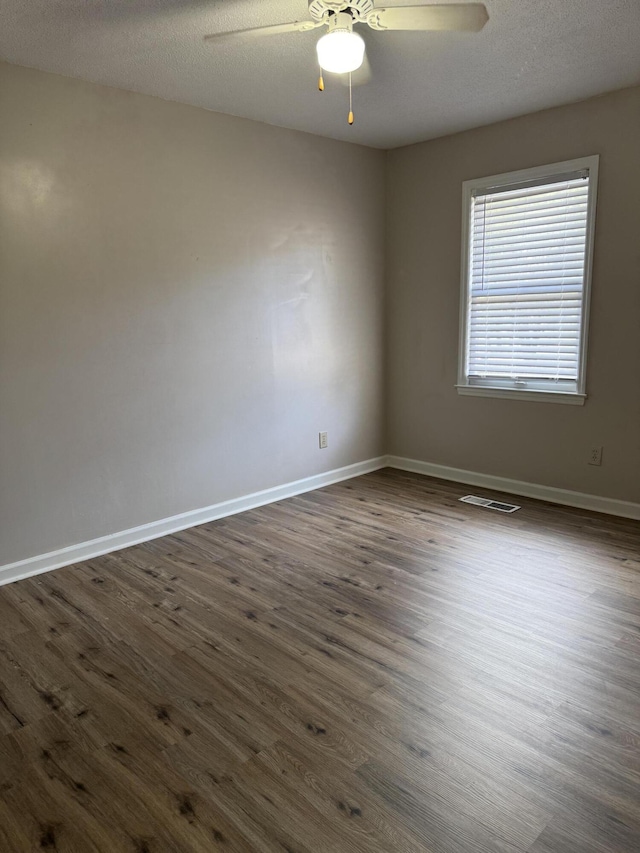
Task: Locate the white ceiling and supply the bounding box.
[2,0,640,149]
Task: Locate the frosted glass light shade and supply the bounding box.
[316,30,365,74]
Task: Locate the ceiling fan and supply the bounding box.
[204,2,489,125]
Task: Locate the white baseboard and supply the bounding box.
[3,454,637,589]
[387,456,640,521]
[0,457,387,588]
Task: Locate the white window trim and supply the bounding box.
[457,155,599,405]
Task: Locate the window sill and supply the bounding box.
[455,385,586,405]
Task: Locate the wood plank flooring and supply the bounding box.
[0,468,639,852]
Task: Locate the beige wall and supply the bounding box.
[0,62,386,565]
[386,87,640,503]
[2,64,638,568]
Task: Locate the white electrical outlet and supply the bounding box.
[589,446,603,466]
[319,431,328,450]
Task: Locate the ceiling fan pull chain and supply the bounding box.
[318,65,325,92]
[348,72,354,125]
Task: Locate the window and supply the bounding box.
[457,156,599,404]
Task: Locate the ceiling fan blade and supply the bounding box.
[204,19,323,42]
[367,3,488,32]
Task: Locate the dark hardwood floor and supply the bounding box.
[0,468,639,852]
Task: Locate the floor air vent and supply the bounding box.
[459,495,520,513]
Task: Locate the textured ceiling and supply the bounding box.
[2,0,640,148]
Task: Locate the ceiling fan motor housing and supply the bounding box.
[309,0,374,24]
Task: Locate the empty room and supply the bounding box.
[1,1,639,851]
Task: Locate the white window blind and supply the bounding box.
[457,158,599,403]
[467,172,589,391]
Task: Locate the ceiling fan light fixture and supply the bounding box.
[316,28,365,74]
